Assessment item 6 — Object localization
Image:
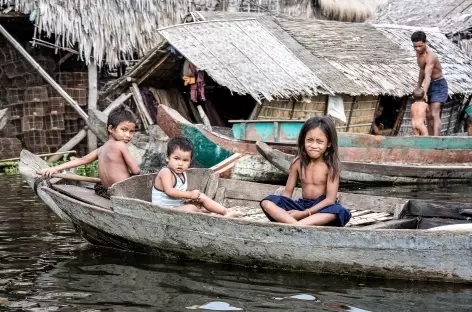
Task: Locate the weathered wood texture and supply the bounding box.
[88,63,98,153]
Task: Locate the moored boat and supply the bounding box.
[158,104,472,184]
[20,150,472,283]
[256,141,472,184]
[231,119,472,148]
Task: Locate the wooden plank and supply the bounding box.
[48,129,87,162]
[362,218,418,229]
[131,83,153,126]
[52,184,111,209]
[342,161,472,179]
[345,96,357,132]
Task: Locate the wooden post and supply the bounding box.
[58,52,74,66]
[103,93,132,114]
[288,98,296,120]
[130,83,153,127]
[249,103,263,120]
[87,62,98,153]
[197,105,211,128]
[48,129,87,162]
[345,96,357,132]
[391,97,408,136]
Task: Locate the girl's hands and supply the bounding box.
[288,210,307,220]
[40,167,58,178]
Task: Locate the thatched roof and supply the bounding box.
[103,12,472,100]
[0,0,197,67]
[373,0,472,34]
[158,19,325,102]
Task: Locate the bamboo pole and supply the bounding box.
[0,150,76,163]
[88,62,98,153]
[0,25,88,121]
[48,129,87,162]
[58,52,74,66]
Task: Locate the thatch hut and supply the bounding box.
[102,12,472,135]
[373,0,472,57]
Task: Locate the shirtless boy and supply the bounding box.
[411,31,448,136]
[410,88,429,136]
[41,105,140,198]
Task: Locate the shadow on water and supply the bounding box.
[1,174,472,311]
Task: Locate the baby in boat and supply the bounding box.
[260,116,351,226]
[40,105,141,199]
[152,136,242,218]
[411,87,429,136]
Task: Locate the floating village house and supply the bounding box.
[103,12,472,136]
[1,1,472,163]
[0,0,388,161]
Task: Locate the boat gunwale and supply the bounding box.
[40,184,472,242]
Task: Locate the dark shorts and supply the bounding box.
[261,194,351,227]
[94,182,110,200]
[427,78,448,104]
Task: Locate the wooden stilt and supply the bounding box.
[87,62,98,153]
[48,129,87,162]
[249,103,263,120]
[391,97,408,136]
[345,96,357,132]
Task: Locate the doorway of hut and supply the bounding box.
[371,95,406,136]
[179,75,257,132]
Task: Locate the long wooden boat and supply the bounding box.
[256,141,472,183]
[157,105,472,183]
[231,119,472,148]
[20,150,472,283]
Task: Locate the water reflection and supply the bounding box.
[1,174,472,311]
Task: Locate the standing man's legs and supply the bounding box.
[429,102,441,136]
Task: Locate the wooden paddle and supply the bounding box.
[36,172,101,183]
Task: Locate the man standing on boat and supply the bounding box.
[411,31,448,136]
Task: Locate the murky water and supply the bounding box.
[1,174,472,311]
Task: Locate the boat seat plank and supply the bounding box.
[52,184,112,209]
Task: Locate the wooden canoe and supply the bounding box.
[19,150,472,283]
[256,141,472,183]
[158,104,472,183]
[230,118,472,148]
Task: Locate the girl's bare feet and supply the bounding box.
[224,211,245,218]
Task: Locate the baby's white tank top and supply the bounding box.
[152,169,188,206]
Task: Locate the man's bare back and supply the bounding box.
[98,140,136,188]
[411,101,429,136]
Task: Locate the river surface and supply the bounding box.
[1,174,472,311]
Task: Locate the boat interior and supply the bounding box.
[46,168,472,231]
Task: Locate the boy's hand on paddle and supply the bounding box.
[40,167,58,178]
[189,189,201,200]
[288,210,306,220]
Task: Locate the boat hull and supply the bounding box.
[41,187,472,283]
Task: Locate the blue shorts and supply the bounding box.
[261,194,351,227]
[427,78,448,104]
[465,105,472,117]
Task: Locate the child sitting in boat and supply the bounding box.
[411,88,429,136]
[152,136,241,218]
[40,105,141,199]
[260,116,351,226]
